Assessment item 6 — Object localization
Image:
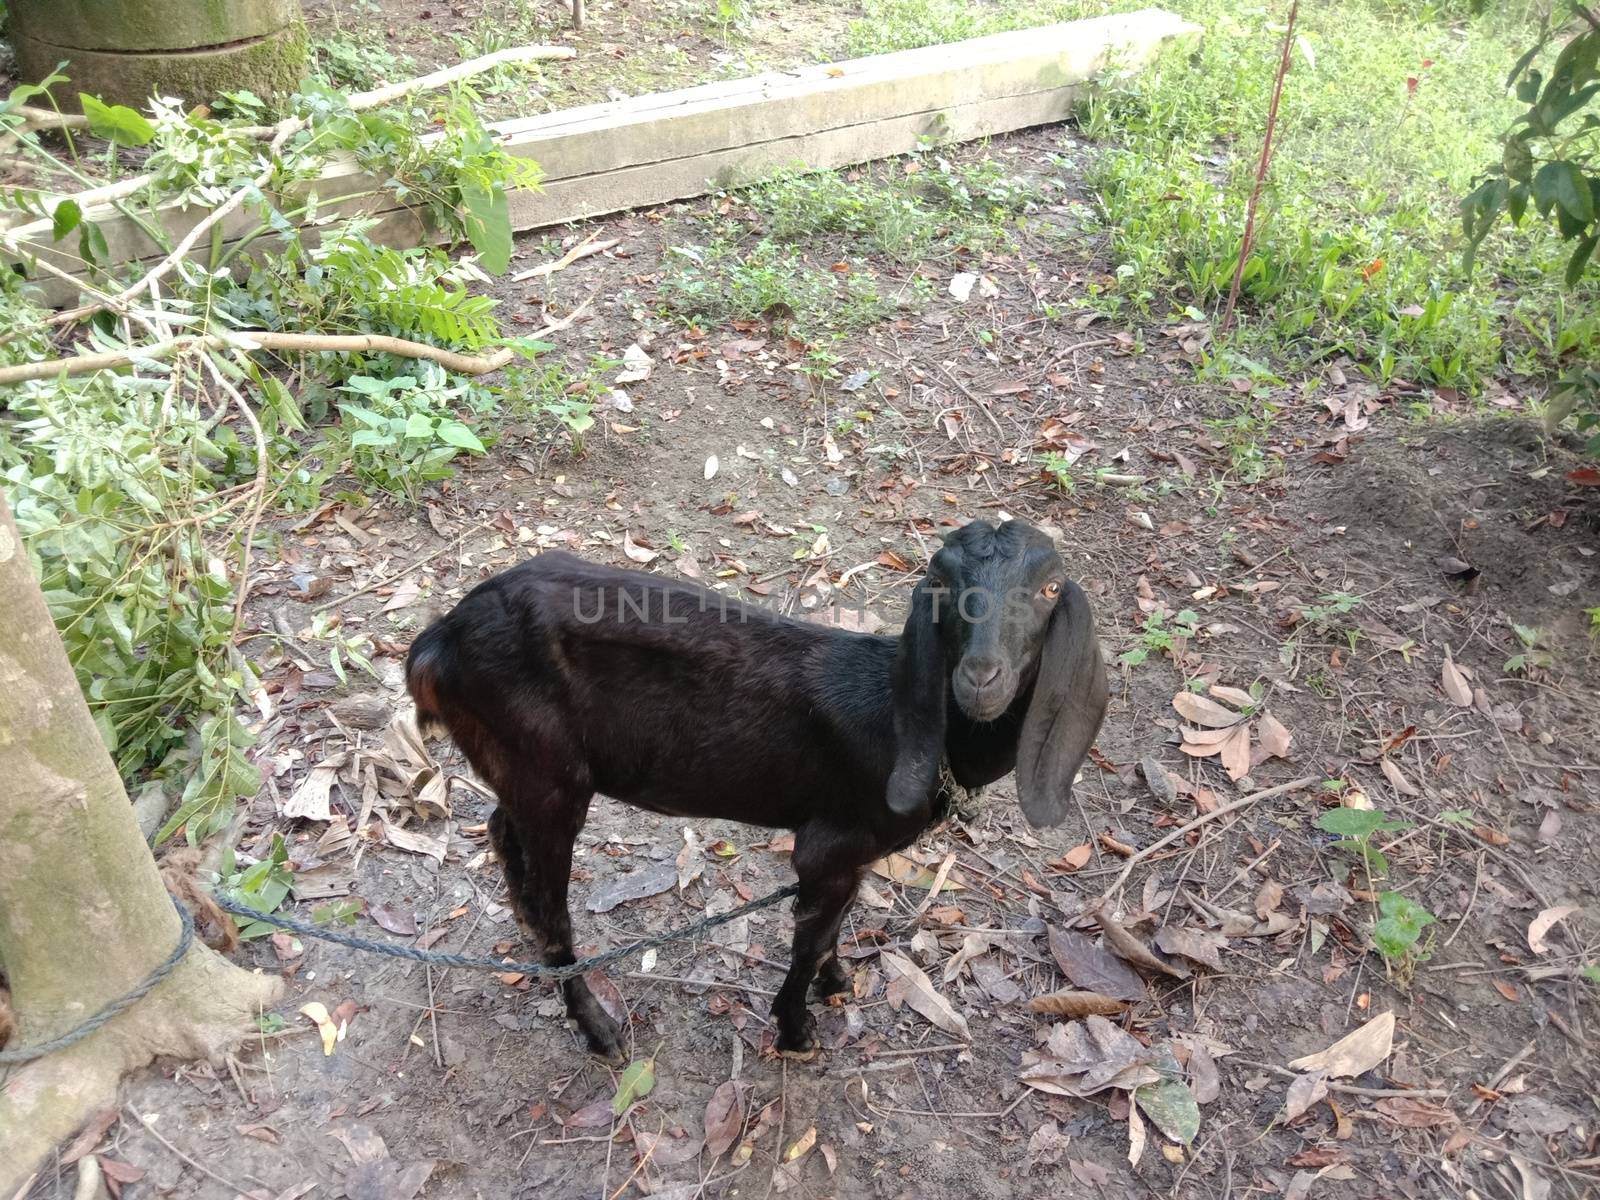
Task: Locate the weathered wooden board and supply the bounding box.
[5,9,1199,305]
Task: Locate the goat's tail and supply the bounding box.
[405,617,454,739]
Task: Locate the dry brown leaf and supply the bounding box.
[1285,1069,1329,1121]
[1441,656,1472,706]
[1020,1016,1161,1099]
[1127,1101,1147,1167]
[1527,905,1579,955]
[1153,926,1227,972]
[1219,725,1252,781]
[1098,909,1185,979]
[1287,1011,1394,1078]
[1172,692,1244,729]
[870,852,967,891]
[1379,756,1421,797]
[1179,724,1240,748]
[1053,843,1093,872]
[1209,685,1256,708]
[623,531,659,564]
[282,759,343,822]
[1491,978,1520,1002]
[703,1080,749,1158]
[1047,925,1148,1002]
[1256,712,1293,760]
[1025,990,1129,1018]
[1255,879,1285,920]
[882,951,970,1041]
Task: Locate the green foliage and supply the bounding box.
[1316,805,1410,877]
[661,153,1035,339]
[1,375,261,843]
[77,94,156,146]
[849,0,1598,393]
[1461,4,1600,446]
[659,237,903,341]
[1119,607,1199,667]
[336,372,488,498]
[220,833,293,939]
[1300,590,1362,626]
[1504,621,1553,673]
[1,72,540,840]
[1373,890,1437,964]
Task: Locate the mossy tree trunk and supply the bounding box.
[9,0,308,109]
[0,490,281,1196]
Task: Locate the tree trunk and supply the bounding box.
[0,491,281,1195]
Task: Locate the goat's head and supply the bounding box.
[886,519,1109,828]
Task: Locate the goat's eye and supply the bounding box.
[1041,581,1062,599]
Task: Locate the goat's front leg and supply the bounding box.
[772,826,864,1057]
[491,793,624,1062]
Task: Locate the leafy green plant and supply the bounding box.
[1505,622,1554,672]
[1042,451,1078,493]
[1316,805,1411,878]
[1,67,538,841]
[1120,608,1200,667]
[219,833,293,940]
[1317,807,1436,971]
[1300,591,1363,627]
[1372,890,1437,967]
[335,372,487,498]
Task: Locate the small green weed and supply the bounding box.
[1317,805,1408,879]
[659,236,902,340]
[1505,622,1553,673]
[335,372,487,499]
[1316,806,1436,974]
[220,833,293,940]
[1120,608,1199,667]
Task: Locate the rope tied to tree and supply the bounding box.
[0,897,195,1067]
[0,881,800,1068]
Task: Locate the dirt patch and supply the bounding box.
[26,120,1600,1200]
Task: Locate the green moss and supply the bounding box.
[12,21,308,109]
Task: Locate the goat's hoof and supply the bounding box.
[773,1013,818,1059]
[813,965,849,1001]
[578,1018,625,1065]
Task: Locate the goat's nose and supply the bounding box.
[963,660,1002,689]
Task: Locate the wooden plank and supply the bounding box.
[511,87,1085,231]
[5,9,1199,306]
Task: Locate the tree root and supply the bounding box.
[0,947,281,1196]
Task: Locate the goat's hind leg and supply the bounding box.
[493,788,624,1062]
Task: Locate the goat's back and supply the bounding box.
[406,552,906,830]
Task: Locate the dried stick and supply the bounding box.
[1219,0,1299,333]
[0,330,517,386]
[1099,776,1317,900]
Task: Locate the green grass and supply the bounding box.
[658,152,1039,338]
[849,0,1599,394]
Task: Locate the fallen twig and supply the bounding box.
[1100,776,1318,900]
[1239,1060,1450,1101]
[511,234,621,281]
[0,330,517,386]
[126,1105,253,1196]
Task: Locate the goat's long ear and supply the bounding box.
[886,580,947,819]
[1017,581,1109,828]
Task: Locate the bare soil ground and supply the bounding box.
[19,19,1600,1200]
[301,0,859,114]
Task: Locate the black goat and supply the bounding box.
[406,518,1108,1059]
